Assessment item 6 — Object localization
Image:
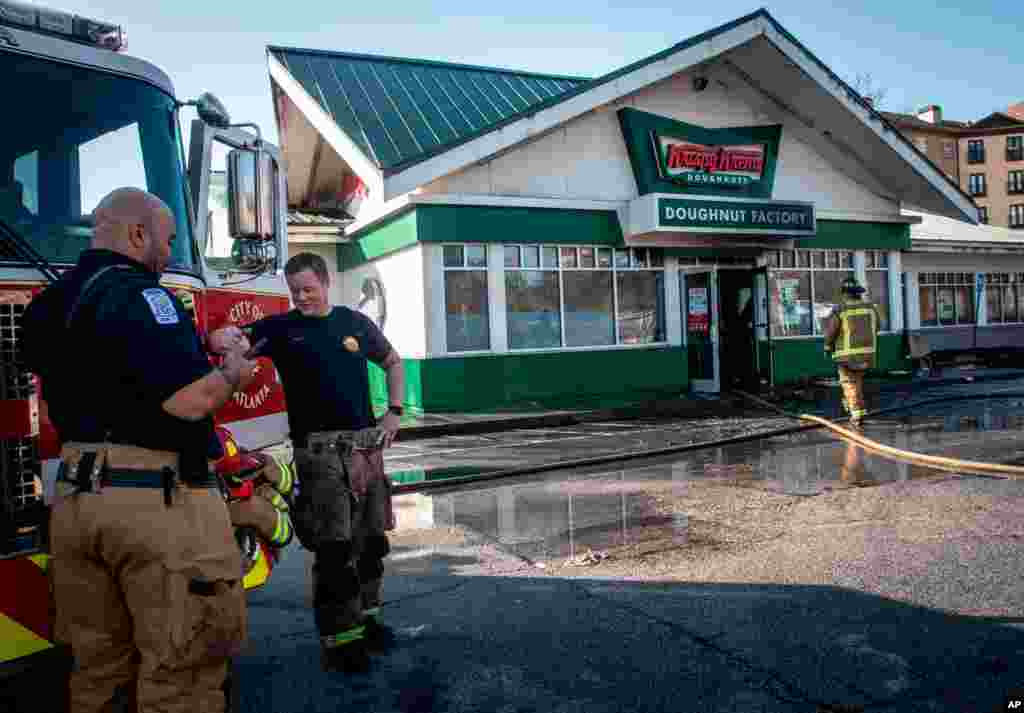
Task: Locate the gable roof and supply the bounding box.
[267,45,589,173]
[880,111,967,133]
[970,112,1024,131]
[268,9,978,224]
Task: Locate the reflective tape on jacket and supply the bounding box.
[833,304,878,361]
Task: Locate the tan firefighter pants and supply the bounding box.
[837,365,867,421]
[49,478,245,713]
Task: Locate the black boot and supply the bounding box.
[320,630,372,674]
[362,610,397,654]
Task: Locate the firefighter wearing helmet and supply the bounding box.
[823,276,881,425]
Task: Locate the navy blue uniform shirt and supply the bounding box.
[246,306,392,443]
[20,249,219,468]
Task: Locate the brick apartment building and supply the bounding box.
[883,103,1024,228]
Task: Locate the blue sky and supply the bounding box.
[56,0,1024,155]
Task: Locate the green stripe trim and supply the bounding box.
[338,208,418,270]
[416,204,623,246]
[796,220,910,250]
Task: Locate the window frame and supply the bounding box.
[984,273,1024,325]
[441,243,492,354]
[441,243,669,356]
[968,172,987,197]
[1009,170,1024,195]
[1007,135,1023,163]
[978,206,990,224]
[918,272,977,327]
[1011,204,1024,229]
[967,139,986,164]
[766,249,858,339]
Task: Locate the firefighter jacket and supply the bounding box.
[824,298,880,369]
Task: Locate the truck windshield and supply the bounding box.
[0,50,195,272]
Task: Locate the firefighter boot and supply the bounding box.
[320,628,371,674]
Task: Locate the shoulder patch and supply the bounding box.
[142,288,180,325]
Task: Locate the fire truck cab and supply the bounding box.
[0,2,292,710]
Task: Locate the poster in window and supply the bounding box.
[778,278,801,331]
[937,288,956,324]
[687,288,709,332]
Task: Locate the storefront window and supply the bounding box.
[443,244,490,352]
[498,245,667,351]
[985,273,1023,324]
[564,271,614,346]
[770,270,812,337]
[768,250,853,337]
[617,272,666,344]
[866,251,890,331]
[506,268,562,350]
[918,272,975,326]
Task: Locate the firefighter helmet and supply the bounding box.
[841,276,866,296]
[213,426,267,480]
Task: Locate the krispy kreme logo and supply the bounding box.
[656,133,766,188]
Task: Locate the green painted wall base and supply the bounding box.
[761,334,909,385]
[369,347,688,413]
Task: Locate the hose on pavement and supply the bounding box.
[734,389,1024,479]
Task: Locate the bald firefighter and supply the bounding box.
[823,276,881,426]
[21,187,257,712]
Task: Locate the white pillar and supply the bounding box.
[889,251,903,332]
[488,244,508,352]
[425,244,447,356]
[975,272,988,325]
[665,256,683,346]
[904,270,921,330]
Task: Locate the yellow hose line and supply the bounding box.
[736,391,1024,479]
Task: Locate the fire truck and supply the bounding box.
[0,2,293,710]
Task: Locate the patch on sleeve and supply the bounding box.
[142,288,180,325]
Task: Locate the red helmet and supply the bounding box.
[213,426,267,480]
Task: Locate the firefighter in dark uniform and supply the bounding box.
[20,187,257,713]
[210,252,405,673]
[823,276,881,426]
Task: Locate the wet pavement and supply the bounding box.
[236,394,1024,712]
[385,375,1024,489]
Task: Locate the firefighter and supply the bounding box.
[823,276,881,426]
[209,251,405,674]
[20,187,258,713]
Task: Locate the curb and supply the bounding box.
[394,397,756,442]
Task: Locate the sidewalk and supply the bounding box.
[387,367,1024,442]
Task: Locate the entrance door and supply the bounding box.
[682,268,719,392]
[718,269,758,391]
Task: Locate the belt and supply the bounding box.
[296,428,385,453]
[57,463,220,506]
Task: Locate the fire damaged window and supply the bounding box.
[918,272,976,327]
[443,244,490,352]
[866,250,891,332]
[768,250,854,338]
[503,245,666,351]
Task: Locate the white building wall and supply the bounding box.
[422,71,898,218]
[901,252,1024,273]
[335,244,428,358]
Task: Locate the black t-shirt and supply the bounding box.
[20,249,218,467]
[246,306,393,441]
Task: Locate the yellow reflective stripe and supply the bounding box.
[243,546,271,590]
[0,614,53,662]
[321,626,366,648]
[270,512,291,545]
[28,554,49,572]
[835,346,874,357]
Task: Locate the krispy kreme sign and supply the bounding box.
[655,133,766,188]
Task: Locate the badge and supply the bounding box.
[142,288,179,325]
[342,336,360,352]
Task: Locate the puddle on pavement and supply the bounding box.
[390,398,1024,568]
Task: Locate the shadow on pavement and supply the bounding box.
[237,532,1024,713]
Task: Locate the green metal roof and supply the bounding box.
[268,45,590,174]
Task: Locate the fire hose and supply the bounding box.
[734,389,1024,479]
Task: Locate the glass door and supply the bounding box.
[682,268,719,393]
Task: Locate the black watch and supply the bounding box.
[387,404,404,417]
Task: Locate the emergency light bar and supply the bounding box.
[0,0,125,51]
